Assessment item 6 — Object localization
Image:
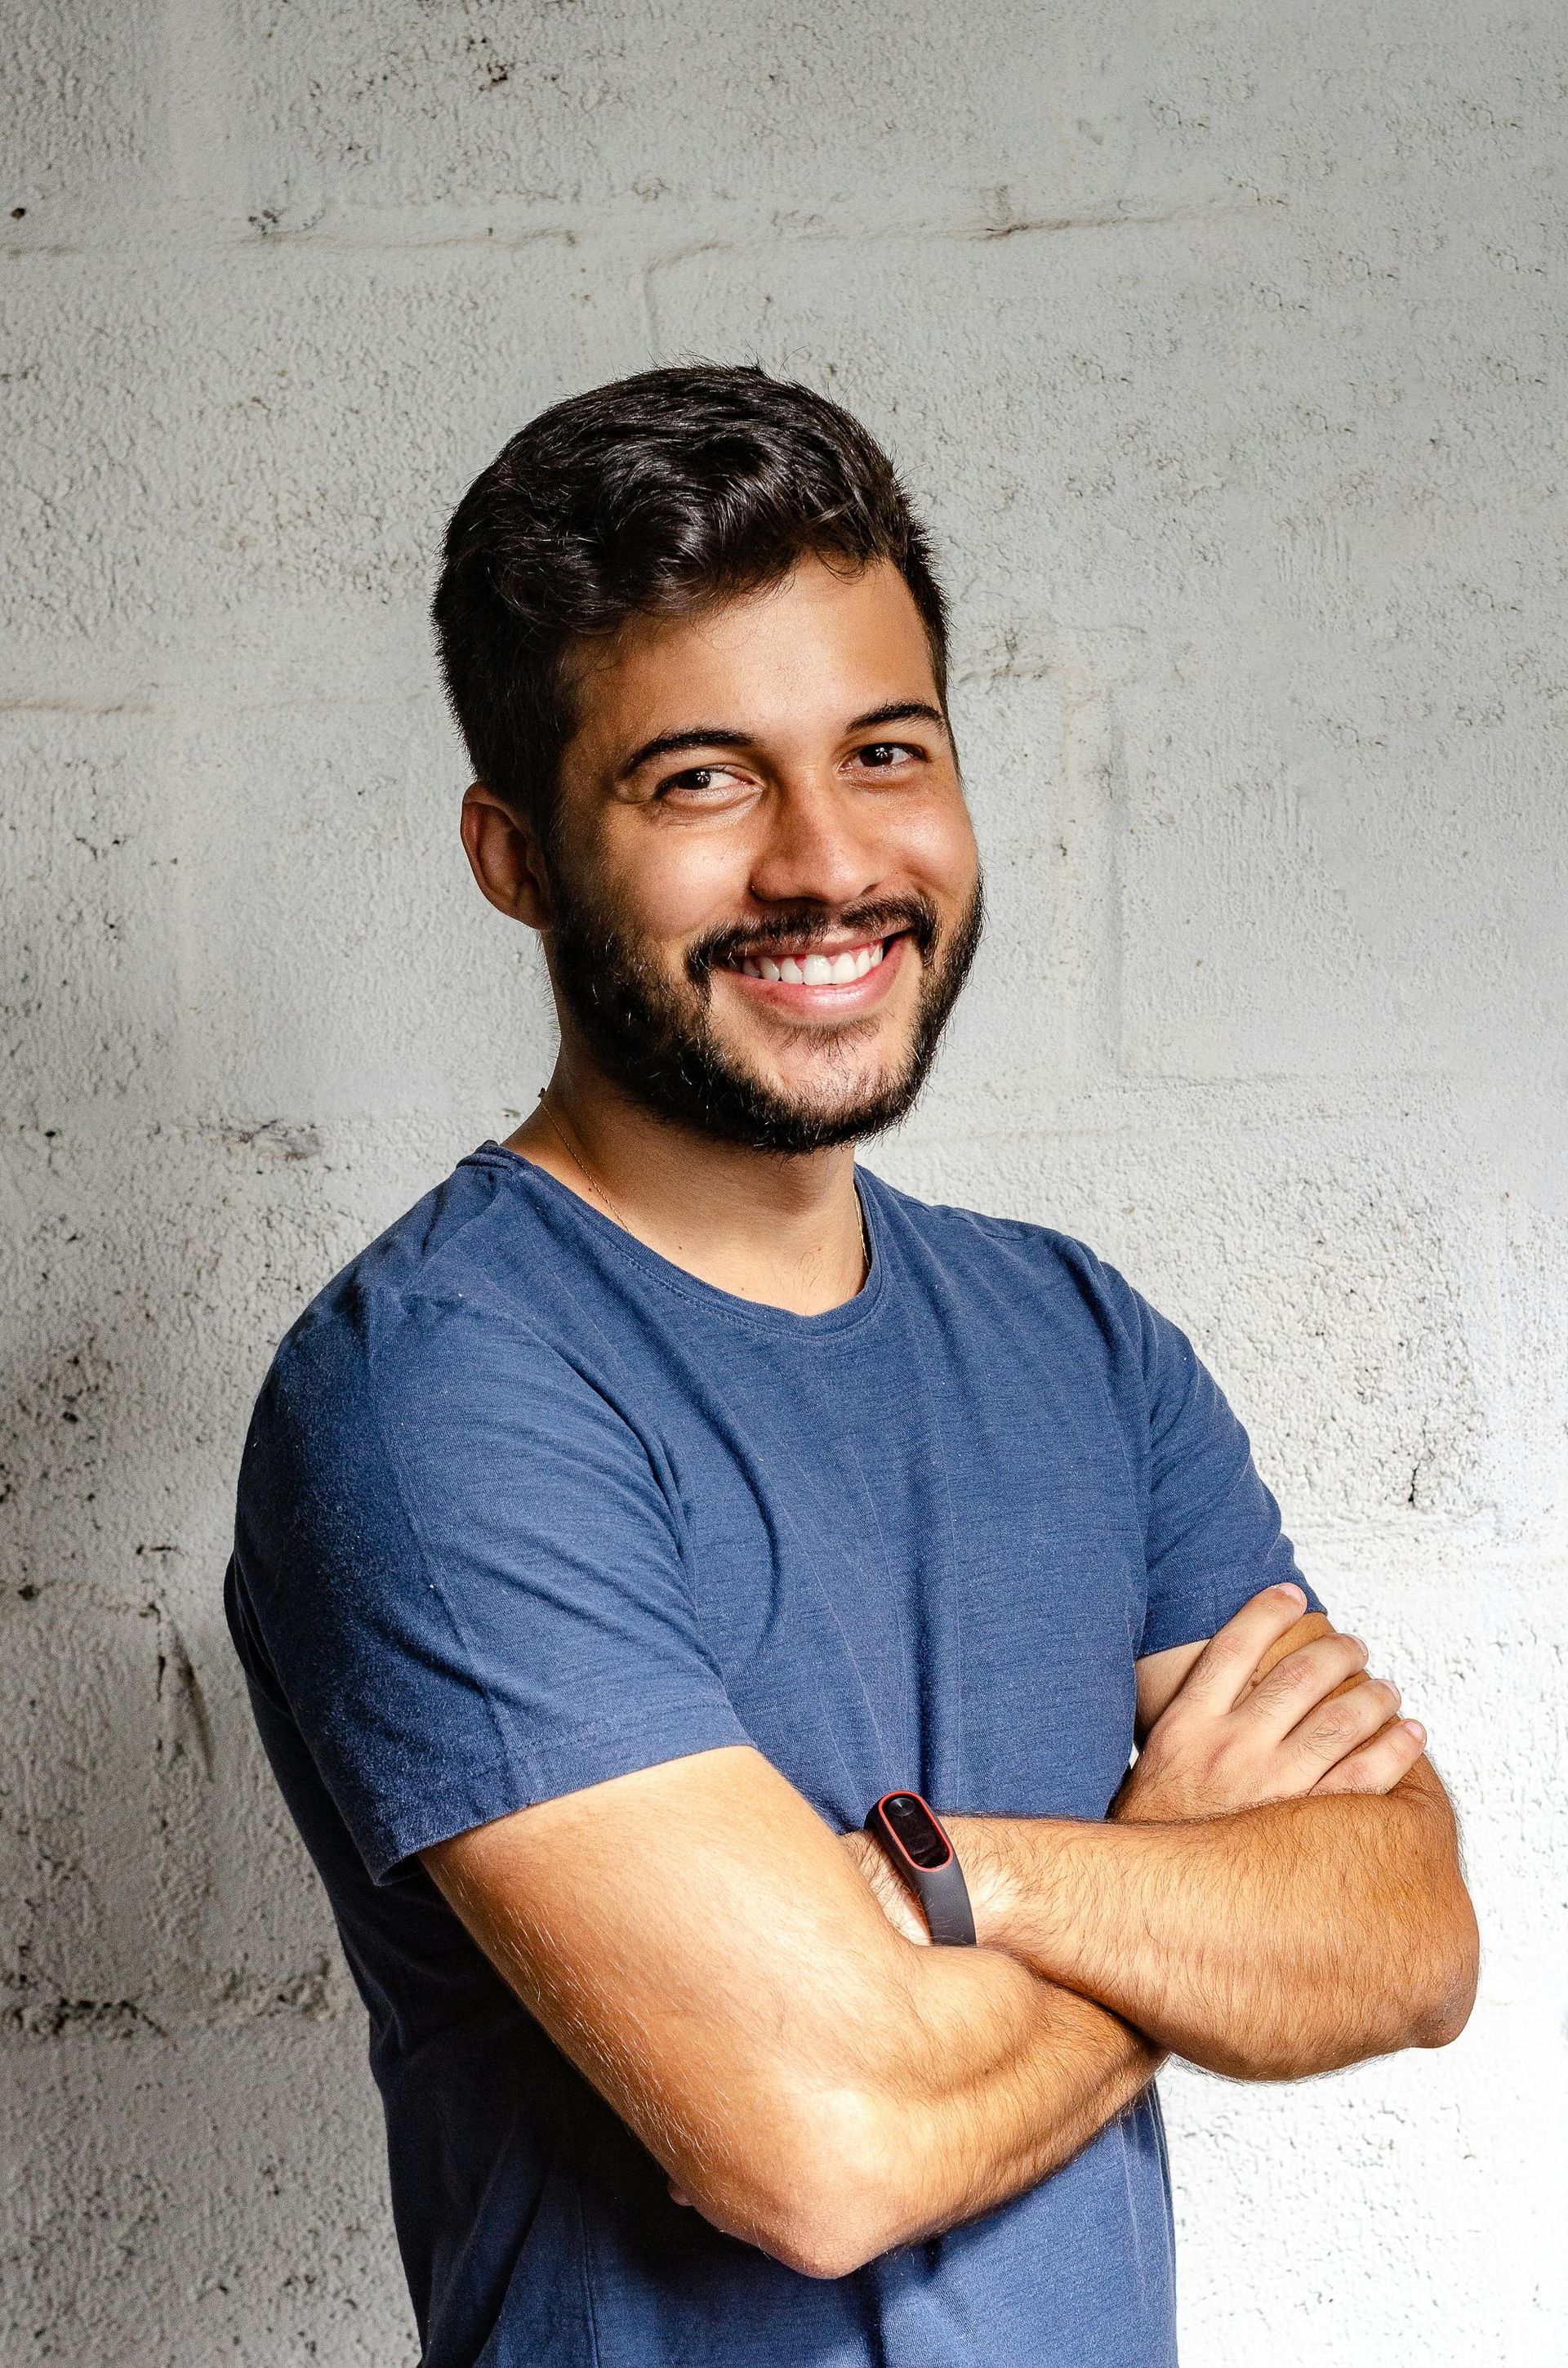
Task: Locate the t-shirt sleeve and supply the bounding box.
[1123,1281,1325,1657]
[232,1290,751,1883]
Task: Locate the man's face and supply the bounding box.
[542,555,983,1152]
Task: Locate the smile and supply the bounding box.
[727,938,887,985]
[714,930,911,1014]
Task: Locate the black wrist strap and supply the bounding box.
[863,1790,976,1946]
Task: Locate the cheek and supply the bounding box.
[898,790,980,902]
[639,835,755,943]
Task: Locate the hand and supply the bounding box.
[1115,1585,1427,1823]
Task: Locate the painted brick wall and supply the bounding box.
[2,5,1563,2359]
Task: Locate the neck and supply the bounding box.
[504,1049,869,1318]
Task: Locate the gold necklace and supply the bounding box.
[535,1088,635,1233]
[532,1087,872,1289]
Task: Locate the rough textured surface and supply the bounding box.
[2,4,1564,2360]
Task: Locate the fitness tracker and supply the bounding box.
[863,1790,976,1946]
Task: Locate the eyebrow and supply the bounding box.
[617,701,949,779]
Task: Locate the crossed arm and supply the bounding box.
[424,1586,1478,2280]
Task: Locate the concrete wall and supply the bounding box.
[3,4,1564,2359]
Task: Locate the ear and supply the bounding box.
[461,783,553,930]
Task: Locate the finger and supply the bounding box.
[1241,1606,1334,1692]
[1172,1585,1312,1713]
[1283,1675,1404,1777]
[1310,1719,1427,1797]
[1241,1631,1371,1739]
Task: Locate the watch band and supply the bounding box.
[863,1790,977,1946]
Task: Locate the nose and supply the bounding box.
[746,774,887,915]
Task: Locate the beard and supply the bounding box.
[543,865,986,1155]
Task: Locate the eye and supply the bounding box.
[853,741,922,772]
[657,764,747,800]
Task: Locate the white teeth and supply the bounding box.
[741,939,889,985]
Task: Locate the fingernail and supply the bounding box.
[1346,1634,1365,1653]
[1402,1721,1425,1743]
[1276,1583,1306,1606]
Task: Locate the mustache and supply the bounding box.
[687,897,942,985]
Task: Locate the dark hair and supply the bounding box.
[432,363,948,845]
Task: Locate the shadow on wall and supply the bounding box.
[1,1118,429,2361]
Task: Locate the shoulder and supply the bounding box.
[245,1146,595,1476]
[234,1152,679,1634]
[862,1170,1155,1350]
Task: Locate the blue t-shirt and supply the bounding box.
[227,1144,1317,2368]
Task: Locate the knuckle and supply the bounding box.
[1273,1653,1328,1700]
[1357,1733,1415,1782]
[1287,1637,1364,1695]
[1307,1689,1382,1750]
[1344,1679,1389,1719]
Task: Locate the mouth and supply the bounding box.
[712,929,911,1015]
[728,932,890,986]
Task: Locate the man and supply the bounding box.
[227,364,1477,2368]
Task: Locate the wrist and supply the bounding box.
[942,1815,1032,1953]
[944,1813,1129,1985]
[863,1792,977,1946]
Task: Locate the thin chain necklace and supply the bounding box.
[535,1087,635,1233]
[532,1087,872,1290]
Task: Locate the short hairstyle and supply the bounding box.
[432,363,948,845]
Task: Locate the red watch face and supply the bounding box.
[879,1791,951,1871]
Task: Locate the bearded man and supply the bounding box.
[227,364,1477,2368]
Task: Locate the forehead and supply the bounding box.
[561,557,942,763]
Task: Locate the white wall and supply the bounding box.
[3,5,1564,2360]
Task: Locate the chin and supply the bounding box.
[738,1050,906,1122]
[726,1064,926,1153]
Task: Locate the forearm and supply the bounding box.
[947,1773,1477,2080]
[837,1943,1160,2266]
[433,1750,1160,2285]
